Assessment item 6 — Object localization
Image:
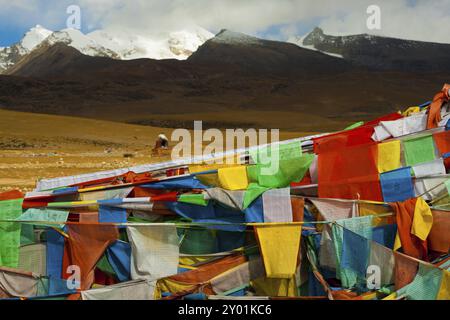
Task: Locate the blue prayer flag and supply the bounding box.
[341,228,370,276]
[243,197,264,223]
[380,167,415,202]
[141,176,207,190]
[106,240,131,282]
[98,205,127,224]
[46,228,65,280]
[372,224,397,249]
[165,201,246,232]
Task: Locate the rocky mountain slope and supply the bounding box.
[289,27,450,72]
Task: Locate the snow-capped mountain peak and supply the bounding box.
[20,25,53,52]
[288,29,344,59]
[211,29,261,45]
[0,25,214,73]
[88,27,214,60]
[0,25,53,72]
[288,26,450,72]
[42,28,120,59]
[168,28,214,57]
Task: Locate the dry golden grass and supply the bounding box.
[0,109,314,192]
[0,109,180,191]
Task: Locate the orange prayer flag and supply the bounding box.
[63,224,119,291]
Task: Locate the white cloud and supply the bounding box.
[318,0,450,43]
[0,1,72,30]
[2,0,450,43]
[77,0,320,35]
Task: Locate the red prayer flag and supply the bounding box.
[318,142,383,201]
[433,130,450,168]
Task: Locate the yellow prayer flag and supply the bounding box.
[402,106,420,117]
[217,166,249,190]
[377,140,401,173]
[255,224,301,279]
[178,264,197,270]
[393,233,402,252]
[189,163,234,187]
[179,255,215,266]
[358,202,392,227]
[411,197,433,241]
[362,292,378,300]
[250,276,297,297]
[437,270,450,300]
[154,278,197,299]
[382,292,397,300]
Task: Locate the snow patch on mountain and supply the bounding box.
[0,25,53,72]
[287,35,344,59]
[42,28,120,58]
[211,29,261,45]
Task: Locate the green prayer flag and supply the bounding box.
[17,208,69,229]
[127,216,160,223]
[47,202,73,208]
[178,194,209,206]
[250,141,302,164]
[37,277,49,297]
[404,135,436,166]
[246,165,260,183]
[179,228,218,255]
[20,224,35,246]
[248,141,313,188]
[249,154,315,188]
[445,179,450,196]
[0,198,24,268]
[396,263,443,300]
[344,121,364,131]
[243,183,269,209]
[96,254,117,276]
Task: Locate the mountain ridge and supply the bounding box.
[289,27,450,72]
[188,29,352,76]
[0,25,214,74]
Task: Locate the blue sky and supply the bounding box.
[0,19,95,47]
[1,0,450,47]
[257,18,323,41]
[0,0,322,46]
[0,0,98,46]
[0,25,26,47]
